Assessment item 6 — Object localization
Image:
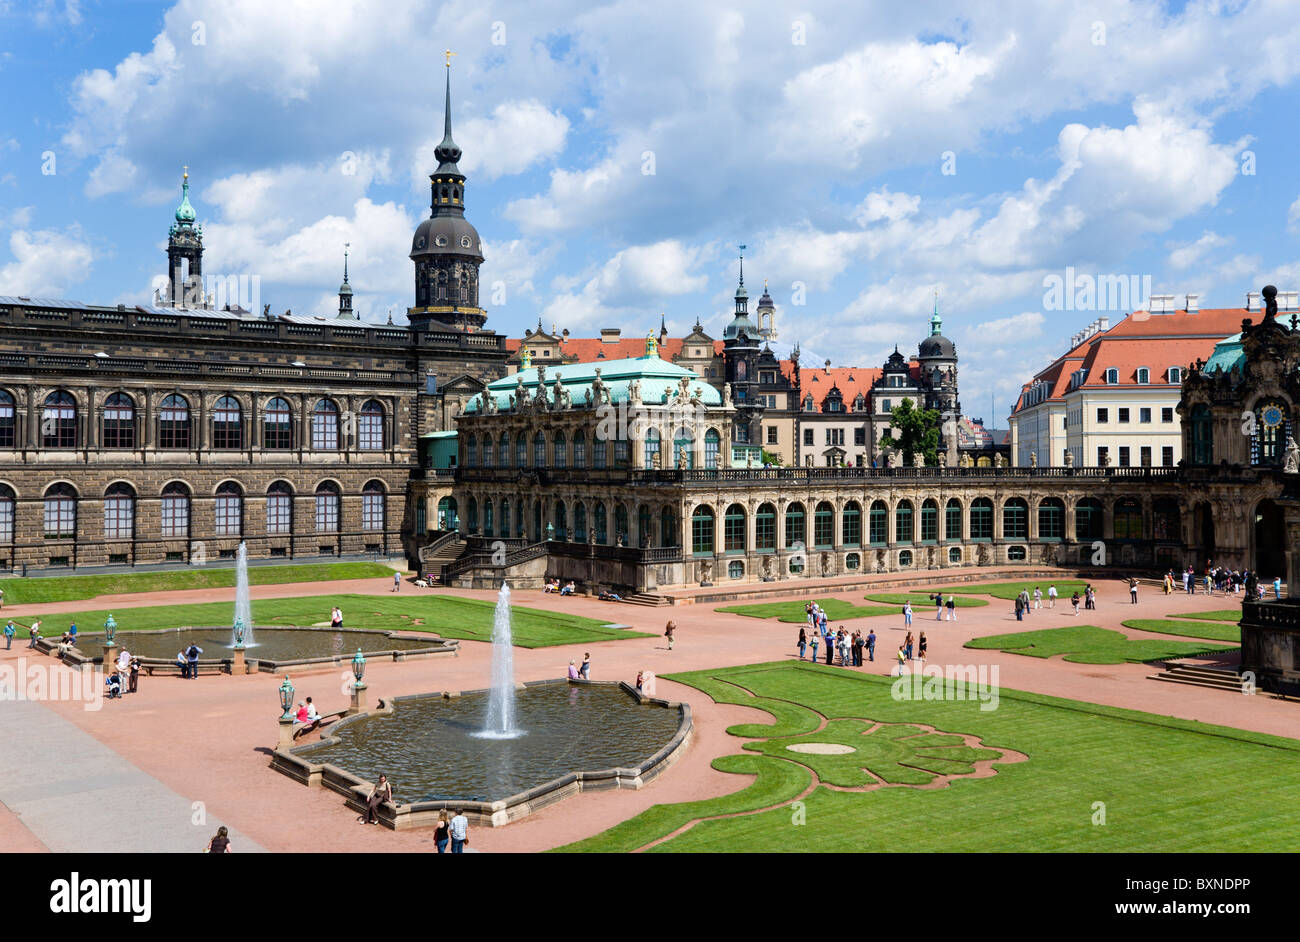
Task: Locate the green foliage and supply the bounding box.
[965,625,1237,664]
[866,593,988,608]
[877,398,941,466]
[716,598,901,623]
[760,448,783,467]
[1122,619,1240,642]
[934,580,1090,601]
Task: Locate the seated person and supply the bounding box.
[567,660,580,680]
[305,698,320,722]
[599,590,623,601]
[105,671,122,699]
[294,702,309,723]
[559,581,575,596]
[57,639,74,658]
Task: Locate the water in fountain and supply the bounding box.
[477,582,523,739]
[232,541,254,647]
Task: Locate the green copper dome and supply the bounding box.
[175,172,196,226]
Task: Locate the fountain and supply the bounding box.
[232,541,254,648]
[477,581,523,739]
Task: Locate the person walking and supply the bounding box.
[205,826,232,853]
[797,627,807,660]
[904,631,914,661]
[1129,577,1139,604]
[450,808,469,853]
[1014,594,1024,621]
[1183,568,1192,593]
[918,631,928,662]
[664,621,676,651]
[1274,576,1283,600]
[825,629,835,665]
[3,620,13,650]
[364,774,392,825]
[28,620,40,648]
[895,645,907,676]
[945,595,957,621]
[809,630,819,663]
[1033,586,1042,610]
[393,571,402,593]
[433,811,451,853]
[128,657,140,694]
[866,628,876,662]
[1071,591,1081,616]
[579,652,591,679]
[903,601,913,628]
[1047,584,1057,608]
[934,593,943,620]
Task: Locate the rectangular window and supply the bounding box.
[1119,446,1131,467]
[1096,408,1108,423]
[692,514,713,556]
[1139,407,1151,423]
[854,428,865,446]
[362,493,384,531]
[1118,408,1130,423]
[215,496,241,536]
[312,414,338,450]
[613,439,630,468]
[161,496,188,538]
[1162,446,1174,466]
[592,440,607,469]
[574,436,586,466]
[359,411,384,450]
[267,494,291,534]
[0,498,12,542]
[920,505,937,542]
[1162,407,1174,422]
[315,494,339,532]
[0,399,14,448]
[103,406,134,449]
[803,429,813,446]
[1097,446,1109,466]
[44,498,75,538]
[766,426,777,444]
[1140,446,1152,467]
[103,498,133,540]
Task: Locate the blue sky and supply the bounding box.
[3,0,1300,426]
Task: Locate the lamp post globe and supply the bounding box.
[233,616,245,650]
[104,614,116,645]
[278,675,295,719]
[352,649,367,686]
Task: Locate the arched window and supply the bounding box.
[212,395,242,450]
[574,501,587,540]
[103,482,135,539]
[482,435,494,468]
[638,504,652,546]
[661,506,677,547]
[756,502,776,551]
[644,428,661,469]
[465,434,477,468]
[704,429,721,469]
[1153,498,1180,542]
[1104,368,1118,384]
[534,500,544,542]
[1038,498,1065,541]
[159,394,190,449]
[1008,545,1027,561]
[970,498,993,540]
[516,432,527,467]
[441,497,461,532]
[592,435,607,469]
[1003,498,1028,540]
[868,500,888,545]
[813,501,834,548]
[842,501,862,546]
[945,498,962,541]
[358,400,384,450]
[103,393,135,449]
[1114,498,1142,540]
[467,497,479,533]
[553,431,567,468]
[895,500,914,544]
[0,483,12,543]
[498,431,510,468]
[949,546,962,564]
[784,502,805,549]
[573,430,587,467]
[311,400,339,450]
[554,500,568,541]
[43,391,77,448]
[594,501,608,544]
[672,426,694,469]
[614,437,630,468]
[614,504,629,544]
[691,505,715,556]
[161,482,190,538]
[1136,367,1149,384]
[362,480,385,531]
[266,481,293,534]
[483,499,494,537]
[1168,366,1182,384]
[214,482,243,536]
[44,483,77,538]
[1251,399,1290,466]
[0,391,14,448]
[1076,498,1103,541]
[724,503,746,553]
[263,397,291,449]
[920,499,938,542]
[533,431,546,467]
[315,482,340,532]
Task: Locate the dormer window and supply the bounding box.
[1136,367,1149,384]
[1168,366,1182,384]
[1104,368,1118,384]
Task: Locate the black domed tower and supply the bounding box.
[409,62,486,331]
[722,247,764,444]
[917,290,961,464]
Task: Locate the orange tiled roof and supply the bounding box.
[506,336,724,361]
[800,366,884,413]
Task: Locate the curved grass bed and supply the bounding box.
[965,625,1237,664]
[1169,610,1242,622]
[924,580,1090,601]
[556,661,1300,852]
[0,562,397,605]
[1121,619,1240,643]
[866,593,988,608]
[716,598,900,623]
[23,593,649,648]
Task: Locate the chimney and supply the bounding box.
[1097,315,1109,331]
[1149,294,1175,313]
[600,328,621,343]
[1246,291,1260,312]
[1282,290,1299,312]
[1184,294,1198,313]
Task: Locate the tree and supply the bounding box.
[878,398,941,465]
[760,448,783,467]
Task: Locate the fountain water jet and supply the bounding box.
[476,581,523,739]
[232,541,254,648]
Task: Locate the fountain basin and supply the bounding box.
[273,679,692,827]
[52,626,457,673]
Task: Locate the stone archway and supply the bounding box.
[1255,499,1286,580]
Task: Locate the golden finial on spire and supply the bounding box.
[183,164,188,180]
[445,49,456,68]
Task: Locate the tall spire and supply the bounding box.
[930,287,943,336]
[733,244,748,315]
[338,242,354,319]
[434,51,462,173]
[175,166,196,227]
[343,242,350,285]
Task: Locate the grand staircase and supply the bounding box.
[622,592,674,607]
[1148,662,1246,693]
[417,531,467,581]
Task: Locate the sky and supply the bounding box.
[2,0,1300,426]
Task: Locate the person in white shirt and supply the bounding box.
[305,697,320,722]
[450,809,469,853]
[1032,587,1042,610]
[1047,585,1057,608]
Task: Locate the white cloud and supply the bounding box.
[0,227,94,297]
[852,188,921,226]
[414,100,569,185]
[1168,231,1228,270]
[1289,196,1300,233]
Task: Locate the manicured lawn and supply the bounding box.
[556,661,1300,852]
[716,598,900,623]
[932,580,1090,601]
[965,625,1237,664]
[16,593,649,648]
[0,562,398,605]
[1122,619,1240,643]
[866,592,988,607]
[1169,610,1242,622]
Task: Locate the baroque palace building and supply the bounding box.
[0,65,508,572]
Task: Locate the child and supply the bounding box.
[1071,591,1081,616]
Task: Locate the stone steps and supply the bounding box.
[1148,663,1245,693]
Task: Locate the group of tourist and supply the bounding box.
[104,647,141,699]
[1011,584,1095,618]
[542,580,577,595]
[293,697,321,724]
[796,602,885,669]
[1168,564,1277,601]
[929,594,959,620]
[361,774,470,851]
[567,653,593,680]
